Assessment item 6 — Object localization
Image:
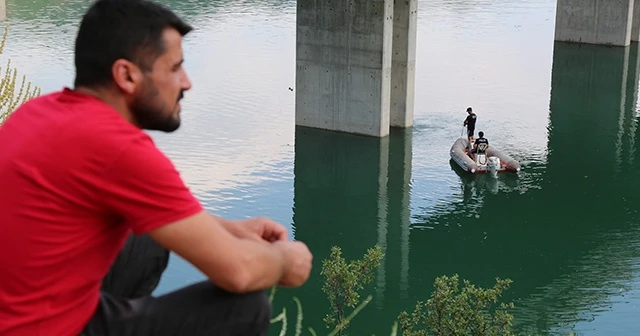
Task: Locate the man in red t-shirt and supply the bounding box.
[0,0,313,335]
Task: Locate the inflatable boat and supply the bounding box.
[449,137,520,174]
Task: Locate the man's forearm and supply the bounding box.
[208,215,291,291]
[212,216,287,289]
[227,238,286,292]
[211,214,243,237]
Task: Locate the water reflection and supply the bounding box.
[289,126,413,332]
[521,41,640,334]
[410,42,640,335]
[547,42,639,182]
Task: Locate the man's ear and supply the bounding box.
[112,59,143,95]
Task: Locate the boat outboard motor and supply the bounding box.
[488,156,501,175]
[476,153,488,165]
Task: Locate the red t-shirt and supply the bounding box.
[0,88,204,335]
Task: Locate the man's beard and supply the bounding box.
[131,81,183,133]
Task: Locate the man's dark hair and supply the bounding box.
[467,107,472,112]
[74,0,193,88]
[479,131,484,137]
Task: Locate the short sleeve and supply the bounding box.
[100,135,204,235]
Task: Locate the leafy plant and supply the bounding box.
[398,274,515,336]
[269,247,519,336]
[0,24,41,125]
[320,245,384,335]
[269,245,384,336]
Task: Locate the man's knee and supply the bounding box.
[244,290,272,331]
[210,289,272,335]
[102,233,170,299]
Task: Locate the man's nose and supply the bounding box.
[182,73,192,91]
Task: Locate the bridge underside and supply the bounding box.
[295,0,416,138]
[556,0,640,46]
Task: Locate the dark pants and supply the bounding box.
[81,233,272,336]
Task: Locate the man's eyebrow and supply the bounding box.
[172,59,184,69]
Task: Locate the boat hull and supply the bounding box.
[449,137,520,174]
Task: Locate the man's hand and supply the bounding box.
[221,216,289,243]
[214,215,312,288]
[274,240,313,288]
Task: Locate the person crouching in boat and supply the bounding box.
[471,131,490,165]
[472,131,489,154]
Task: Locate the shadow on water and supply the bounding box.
[274,42,640,335]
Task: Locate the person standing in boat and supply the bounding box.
[463,106,477,145]
[473,131,489,154]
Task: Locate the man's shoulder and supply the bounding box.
[65,121,157,167]
[49,88,152,146]
[57,113,150,156]
[5,88,157,166]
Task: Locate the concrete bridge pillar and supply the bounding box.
[633,0,640,41]
[295,0,417,138]
[0,0,6,22]
[555,0,640,46]
[391,0,417,129]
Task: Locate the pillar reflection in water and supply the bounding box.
[514,41,640,333]
[291,126,413,330]
[386,128,412,302]
[547,41,640,181]
[623,42,640,167]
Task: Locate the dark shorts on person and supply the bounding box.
[467,128,475,137]
[80,233,272,336]
[81,282,271,336]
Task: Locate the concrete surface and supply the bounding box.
[295,0,416,137]
[555,0,634,46]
